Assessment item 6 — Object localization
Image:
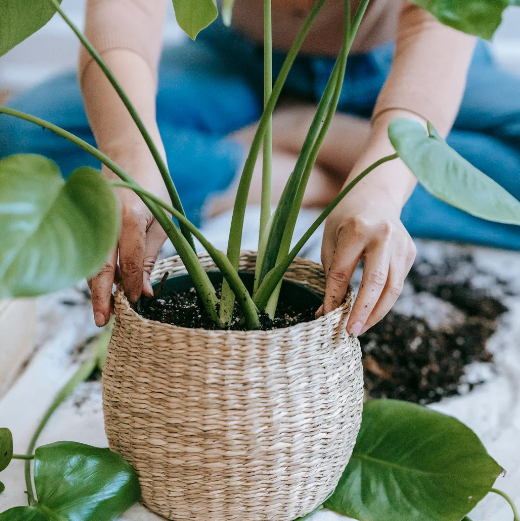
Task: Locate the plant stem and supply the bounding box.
[264,0,369,317]
[491,488,520,521]
[24,326,112,506]
[47,0,195,250]
[254,154,399,310]
[258,62,340,297]
[255,0,274,293]
[219,0,330,325]
[0,107,221,324]
[111,181,261,329]
[12,455,34,461]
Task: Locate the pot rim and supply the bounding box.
[113,252,354,337]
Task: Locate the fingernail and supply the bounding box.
[361,324,369,335]
[349,321,363,338]
[144,279,154,297]
[94,312,106,327]
[315,304,324,318]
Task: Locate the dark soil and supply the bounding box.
[360,254,509,405]
[140,284,318,331]
[361,313,496,404]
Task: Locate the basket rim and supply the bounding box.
[114,252,354,337]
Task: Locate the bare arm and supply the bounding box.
[80,0,168,327]
[322,1,477,336]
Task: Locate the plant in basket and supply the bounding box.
[1,0,520,520]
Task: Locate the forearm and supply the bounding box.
[373,0,476,137]
[79,0,167,171]
[344,109,421,211]
[81,50,164,166]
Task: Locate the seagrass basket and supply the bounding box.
[103,251,364,521]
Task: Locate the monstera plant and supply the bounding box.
[0,0,520,520]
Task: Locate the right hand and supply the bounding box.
[88,154,169,327]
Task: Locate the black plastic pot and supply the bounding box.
[138,271,323,316]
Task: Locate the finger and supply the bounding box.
[88,249,118,327]
[119,212,147,303]
[323,231,365,315]
[347,243,390,337]
[142,220,167,297]
[361,241,416,333]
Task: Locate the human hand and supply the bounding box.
[320,148,417,337]
[88,153,169,327]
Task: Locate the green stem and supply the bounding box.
[258,61,340,296]
[111,181,261,329]
[0,107,220,323]
[12,455,34,461]
[264,0,369,317]
[48,0,195,250]
[254,154,399,310]
[491,488,520,521]
[219,0,330,325]
[261,62,341,318]
[24,327,112,506]
[255,0,274,293]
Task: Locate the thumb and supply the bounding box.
[142,220,167,297]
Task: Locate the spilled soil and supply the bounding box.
[360,254,509,405]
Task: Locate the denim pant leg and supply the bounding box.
[0,33,265,226]
[0,73,100,174]
[401,43,520,250]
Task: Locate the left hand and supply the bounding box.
[319,136,418,337]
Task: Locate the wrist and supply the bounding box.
[100,127,165,162]
[344,144,417,211]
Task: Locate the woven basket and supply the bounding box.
[103,251,364,521]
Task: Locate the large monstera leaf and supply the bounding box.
[0,0,62,57]
[171,0,218,39]
[411,0,517,40]
[0,442,140,521]
[325,400,502,521]
[0,155,120,298]
[389,118,520,226]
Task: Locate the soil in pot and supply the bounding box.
[138,271,322,331]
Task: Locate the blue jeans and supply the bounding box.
[1,20,519,249]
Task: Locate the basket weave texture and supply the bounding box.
[103,251,364,521]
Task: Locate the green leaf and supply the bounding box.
[389,119,520,226]
[0,427,13,494]
[171,0,218,39]
[34,442,140,521]
[0,429,13,473]
[0,443,140,520]
[0,156,120,298]
[325,400,502,521]
[0,0,62,57]
[411,0,508,40]
[0,507,52,521]
[222,0,235,25]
